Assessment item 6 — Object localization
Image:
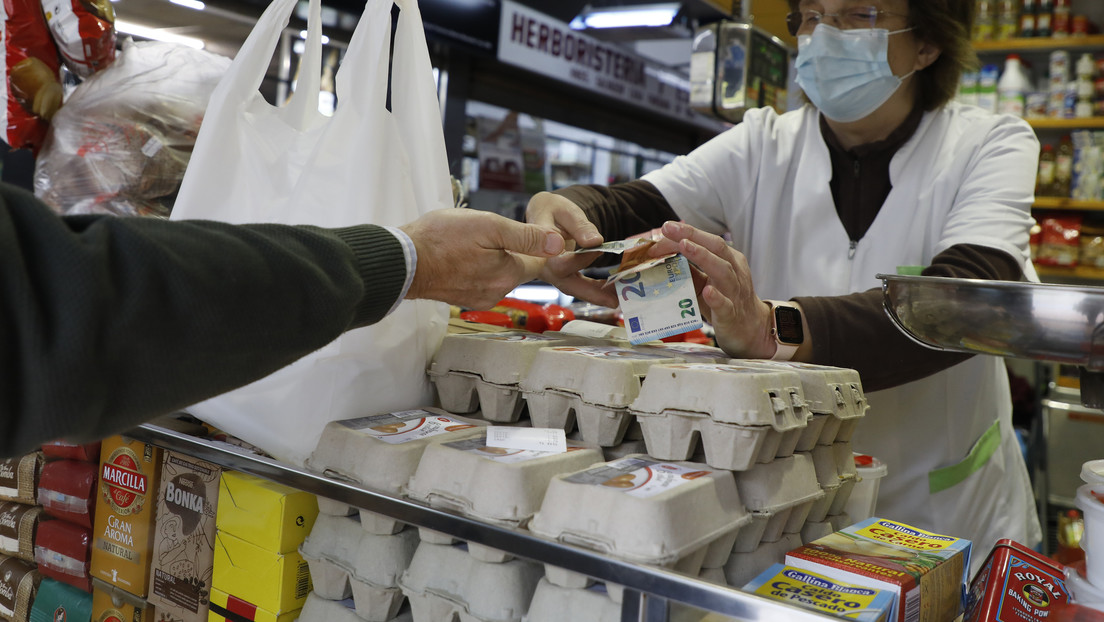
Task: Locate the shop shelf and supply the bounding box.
[1034,197,1104,211]
[1035,265,1104,281]
[127,423,835,622]
[1027,118,1104,130]
[972,35,1104,53]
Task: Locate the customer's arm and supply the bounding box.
[0,184,562,454]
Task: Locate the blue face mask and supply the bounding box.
[794,24,915,123]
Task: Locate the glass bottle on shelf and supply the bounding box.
[1055,134,1075,198]
[975,0,997,41]
[997,0,1019,40]
[1020,0,1037,37]
[1037,144,1056,196]
[1052,0,1071,38]
[1037,0,1054,37]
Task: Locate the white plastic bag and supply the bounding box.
[170,0,450,466]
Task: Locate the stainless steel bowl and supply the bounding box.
[878,274,1104,369]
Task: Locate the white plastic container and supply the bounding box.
[1076,483,1104,589]
[404,433,603,562]
[299,514,419,621]
[731,360,867,448]
[521,578,620,622]
[297,593,413,622]
[307,408,486,534]
[520,346,684,446]
[630,363,809,470]
[1083,460,1104,486]
[529,455,750,586]
[844,453,888,523]
[721,533,802,588]
[1066,564,1104,612]
[731,453,824,553]
[398,542,543,622]
[428,332,578,421]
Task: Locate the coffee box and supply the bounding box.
[91,578,155,622]
[147,452,221,622]
[212,531,311,614]
[91,436,163,597]
[28,578,93,622]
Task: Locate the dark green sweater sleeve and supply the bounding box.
[0,183,408,456]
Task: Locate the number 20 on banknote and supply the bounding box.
[615,254,703,344]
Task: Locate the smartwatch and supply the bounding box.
[766,300,804,361]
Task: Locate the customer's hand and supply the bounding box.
[650,221,777,358]
[400,209,565,309]
[526,192,617,308]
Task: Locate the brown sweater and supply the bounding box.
[554,106,1024,392]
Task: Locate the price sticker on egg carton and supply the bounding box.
[581,238,702,345]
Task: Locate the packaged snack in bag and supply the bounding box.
[3,0,63,152]
[40,0,116,77]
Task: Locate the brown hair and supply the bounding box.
[788,0,978,110]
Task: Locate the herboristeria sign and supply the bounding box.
[497,1,711,126]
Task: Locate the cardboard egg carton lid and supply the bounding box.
[428,331,579,386]
[630,363,809,432]
[301,514,419,589]
[519,346,684,408]
[634,342,733,363]
[405,433,604,527]
[306,408,486,494]
[523,578,620,622]
[529,455,750,566]
[398,542,544,622]
[733,453,824,513]
[733,360,868,420]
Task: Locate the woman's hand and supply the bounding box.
[526,192,618,308]
[650,221,778,358]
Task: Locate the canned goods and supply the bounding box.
[1072,15,1090,36]
[964,539,1071,622]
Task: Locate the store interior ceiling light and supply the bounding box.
[570,3,682,30]
[114,20,206,48]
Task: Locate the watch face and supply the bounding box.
[774,306,804,345]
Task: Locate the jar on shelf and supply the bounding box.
[1072,15,1090,37]
[997,0,1019,39]
[975,0,997,40]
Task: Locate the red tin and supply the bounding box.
[965,539,1071,622]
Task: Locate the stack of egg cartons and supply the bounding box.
[399,431,605,621]
[428,331,584,423]
[303,408,486,622]
[629,360,867,588]
[520,345,686,447]
[527,453,751,612]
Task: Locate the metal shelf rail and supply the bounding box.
[128,423,834,622]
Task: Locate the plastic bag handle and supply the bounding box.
[283,0,325,125]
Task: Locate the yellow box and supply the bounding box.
[91,578,155,622]
[207,588,299,622]
[215,471,318,554]
[212,531,311,614]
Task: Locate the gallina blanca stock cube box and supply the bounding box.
[786,518,971,622]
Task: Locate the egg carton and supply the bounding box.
[299,514,420,621]
[722,533,803,588]
[398,542,543,622]
[404,434,603,563]
[827,443,858,516]
[634,342,732,363]
[733,361,867,447]
[699,567,727,585]
[806,444,841,523]
[827,512,853,532]
[529,455,750,588]
[306,409,486,534]
[520,346,685,447]
[429,332,582,422]
[521,578,620,622]
[630,364,810,471]
[297,593,413,622]
[800,520,834,544]
[731,453,824,553]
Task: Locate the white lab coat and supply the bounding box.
[643,102,1043,571]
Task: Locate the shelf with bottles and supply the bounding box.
[974,0,1103,45]
[974,34,1104,53]
[1031,209,1104,280]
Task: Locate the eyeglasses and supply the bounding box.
[785,6,909,36]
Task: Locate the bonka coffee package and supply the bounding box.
[0,454,43,506]
[0,554,42,622]
[0,503,42,563]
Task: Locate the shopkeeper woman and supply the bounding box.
[528,0,1042,571]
